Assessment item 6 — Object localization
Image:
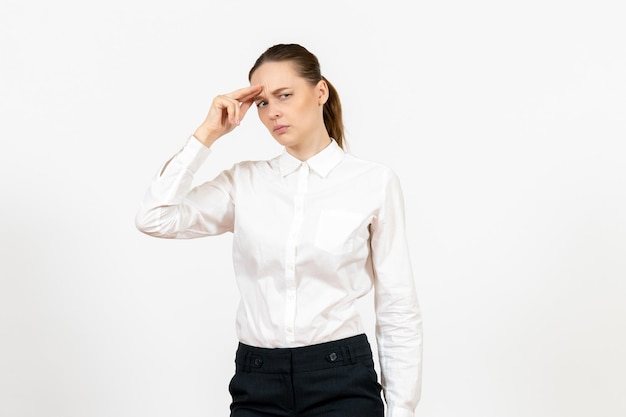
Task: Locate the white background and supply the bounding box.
[1,1,625,416]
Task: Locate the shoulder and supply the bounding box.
[342,152,399,180]
[222,155,279,179]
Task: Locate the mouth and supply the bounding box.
[273,125,289,134]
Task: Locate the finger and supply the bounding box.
[238,99,255,120]
[227,100,241,125]
[220,86,262,125]
[227,85,263,103]
[214,95,241,125]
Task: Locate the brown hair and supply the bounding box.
[248,44,345,149]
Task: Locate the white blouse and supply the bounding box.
[136,136,423,417]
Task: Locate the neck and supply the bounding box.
[286,134,332,161]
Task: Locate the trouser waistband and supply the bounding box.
[235,334,372,374]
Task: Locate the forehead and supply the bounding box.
[250,61,302,87]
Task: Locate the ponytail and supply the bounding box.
[322,77,345,149]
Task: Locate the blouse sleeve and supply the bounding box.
[135,135,235,239]
[370,168,423,417]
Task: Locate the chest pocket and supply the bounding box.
[314,210,367,255]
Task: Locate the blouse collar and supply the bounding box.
[278,139,345,178]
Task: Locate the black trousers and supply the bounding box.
[229,334,384,417]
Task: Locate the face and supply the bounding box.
[250,61,328,150]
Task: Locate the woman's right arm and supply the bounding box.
[135,85,262,238]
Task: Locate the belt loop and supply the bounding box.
[348,344,356,364]
[342,344,355,365]
[244,350,250,372]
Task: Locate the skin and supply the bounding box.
[193,61,331,161]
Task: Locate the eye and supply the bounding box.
[256,100,267,108]
[280,93,292,99]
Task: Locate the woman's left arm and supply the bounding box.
[370,169,423,417]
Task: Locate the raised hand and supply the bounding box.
[193,85,263,147]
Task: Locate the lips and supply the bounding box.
[273,125,288,134]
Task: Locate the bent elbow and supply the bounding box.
[134,208,169,238]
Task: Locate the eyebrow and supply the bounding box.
[254,87,291,101]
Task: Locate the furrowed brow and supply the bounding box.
[254,87,290,102]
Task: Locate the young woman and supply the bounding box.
[136,43,423,417]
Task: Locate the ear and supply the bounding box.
[317,79,329,105]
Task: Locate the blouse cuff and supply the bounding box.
[175,134,211,172]
[386,406,415,417]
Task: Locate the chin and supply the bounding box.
[271,134,294,148]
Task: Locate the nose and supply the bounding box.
[267,102,281,120]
